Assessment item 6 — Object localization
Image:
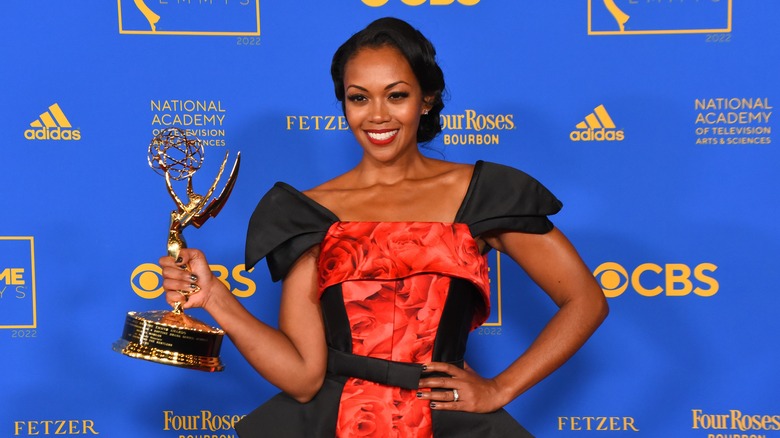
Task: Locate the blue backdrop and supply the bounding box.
[2,1,778,437]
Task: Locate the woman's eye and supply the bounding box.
[389,92,409,100]
[347,94,367,103]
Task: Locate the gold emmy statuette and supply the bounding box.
[113,127,240,372]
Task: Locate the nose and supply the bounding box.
[369,100,391,123]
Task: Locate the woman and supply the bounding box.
[160,17,608,437]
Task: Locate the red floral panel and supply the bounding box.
[318,222,490,328]
[319,222,492,437]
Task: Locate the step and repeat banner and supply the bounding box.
[2,1,778,437]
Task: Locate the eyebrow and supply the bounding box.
[347,81,410,92]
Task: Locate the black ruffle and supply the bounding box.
[456,161,562,237]
[244,182,337,281]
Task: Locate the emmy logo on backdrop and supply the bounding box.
[113,127,240,372]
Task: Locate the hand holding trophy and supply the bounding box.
[113,127,240,372]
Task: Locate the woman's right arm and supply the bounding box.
[160,247,328,402]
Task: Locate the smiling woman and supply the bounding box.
[331,18,445,145]
[158,17,608,438]
[340,45,431,165]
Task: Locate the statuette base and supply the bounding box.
[113,310,225,372]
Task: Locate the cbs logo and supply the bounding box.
[594,262,719,298]
[131,263,256,299]
[362,0,479,6]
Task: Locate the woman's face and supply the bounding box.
[342,45,429,165]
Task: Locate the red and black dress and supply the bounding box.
[236,161,562,438]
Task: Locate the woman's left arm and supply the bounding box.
[419,227,608,412]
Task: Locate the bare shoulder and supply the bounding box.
[428,160,473,186]
[301,172,353,211]
[418,158,474,190]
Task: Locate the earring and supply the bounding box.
[422,109,429,115]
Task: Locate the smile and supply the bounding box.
[366,130,398,144]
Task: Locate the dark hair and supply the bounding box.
[330,17,446,143]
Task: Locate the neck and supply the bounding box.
[353,151,432,186]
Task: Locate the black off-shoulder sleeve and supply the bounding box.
[455,161,563,238]
[245,182,338,282]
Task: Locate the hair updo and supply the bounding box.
[330,17,446,144]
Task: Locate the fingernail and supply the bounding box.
[179,264,187,270]
[190,274,198,281]
[190,283,198,289]
[176,257,182,263]
[430,402,437,409]
[421,364,428,371]
[416,392,422,398]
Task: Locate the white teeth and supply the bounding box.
[367,130,398,141]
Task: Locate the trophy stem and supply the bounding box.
[167,216,188,315]
[168,214,187,261]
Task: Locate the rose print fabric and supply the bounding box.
[319,222,491,329]
[318,222,490,437]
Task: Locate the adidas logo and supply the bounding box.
[570,104,624,142]
[24,103,81,141]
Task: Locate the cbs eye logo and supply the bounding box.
[362,0,479,6]
[594,262,719,298]
[131,263,256,299]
